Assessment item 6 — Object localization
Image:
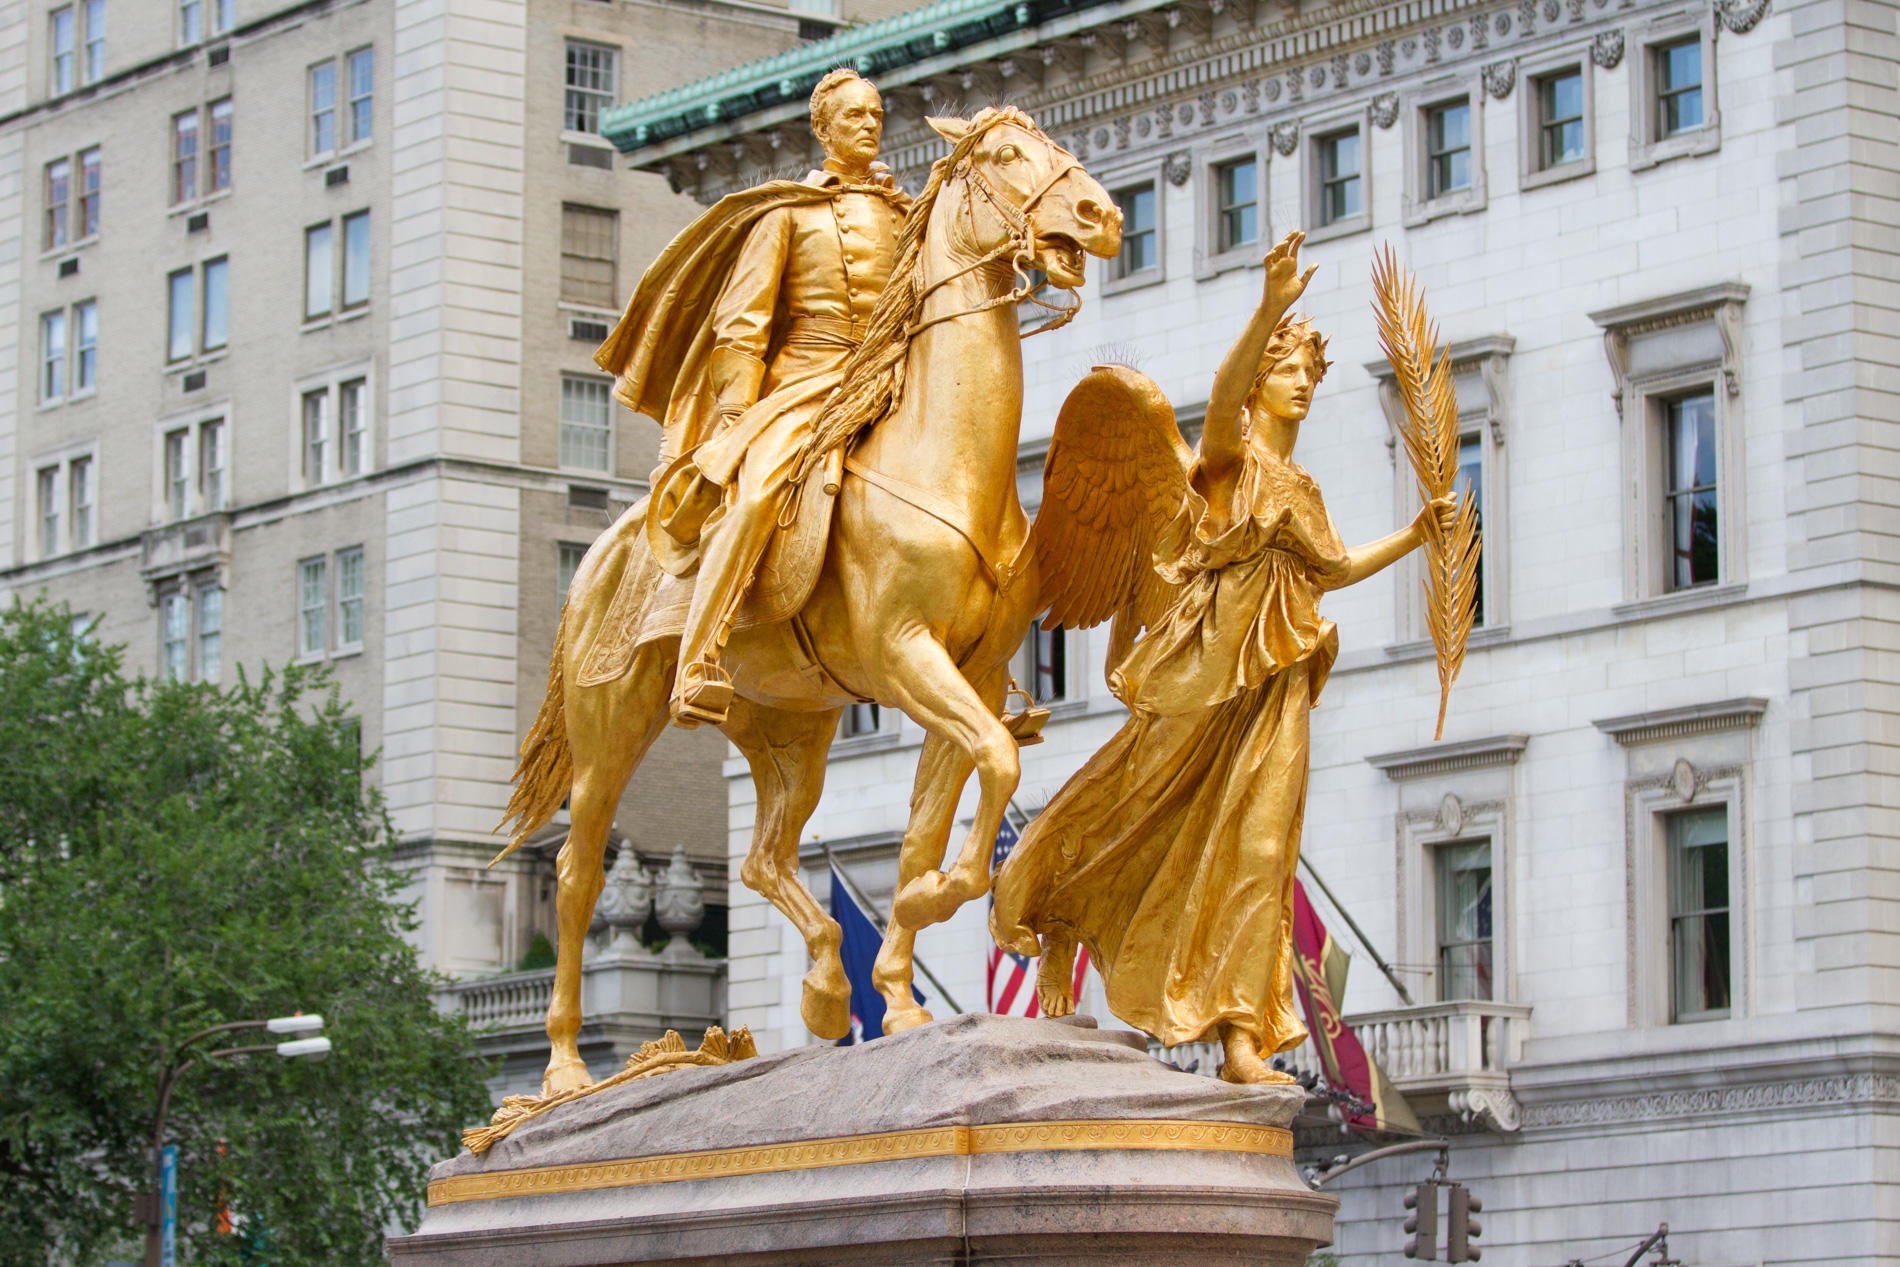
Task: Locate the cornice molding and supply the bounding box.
[1366,733,1528,781]
[1521,1072,1900,1130]
[1592,697,1767,747]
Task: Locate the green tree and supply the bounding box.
[0,599,493,1266]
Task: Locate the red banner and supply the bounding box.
[1292,881,1420,1134]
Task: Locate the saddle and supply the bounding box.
[574,459,838,689]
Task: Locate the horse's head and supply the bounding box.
[929,111,1121,290]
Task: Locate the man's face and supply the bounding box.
[819,81,884,168]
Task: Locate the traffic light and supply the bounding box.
[1403,1179,1439,1260]
[1447,1183,1483,1262]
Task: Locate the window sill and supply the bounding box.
[40,235,98,262]
[1193,245,1263,283]
[302,316,334,333]
[831,728,903,756]
[1304,214,1370,245]
[557,301,622,318]
[303,140,372,172]
[165,349,228,375]
[1403,186,1485,228]
[1520,157,1595,191]
[1613,581,1746,622]
[337,306,371,324]
[166,188,233,218]
[1630,124,1720,172]
[67,387,97,405]
[332,645,363,661]
[1102,267,1164,298]
[561,131,614,151]
[1383,623,1512,663]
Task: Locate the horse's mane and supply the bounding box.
[795,106,1048,481]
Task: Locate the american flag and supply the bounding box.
[987,817,1090,1015]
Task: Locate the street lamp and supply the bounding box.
[139,1014,332,1267]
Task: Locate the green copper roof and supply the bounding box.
[602,0,1117,155]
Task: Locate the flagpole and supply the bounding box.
[821,845,966,1015]
[1298,855,1416,1006]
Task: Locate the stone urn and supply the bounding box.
[653,844,704,953]
[592,846,652,955]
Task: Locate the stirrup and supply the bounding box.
[672,660,734,728]
[1001,679,1049,747]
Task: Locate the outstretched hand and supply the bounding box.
[1414,493,1458,543]
[1262,231,1318,312]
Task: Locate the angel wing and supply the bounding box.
[1031,364,1195,663]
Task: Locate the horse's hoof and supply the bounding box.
[892,869,953,927]
[801,966,851,1041]
[882,1003,933,1035]
[542,1056,593,1098]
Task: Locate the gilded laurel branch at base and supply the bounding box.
[462,1026,758,1156]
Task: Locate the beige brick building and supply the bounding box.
[0,0,884,1083]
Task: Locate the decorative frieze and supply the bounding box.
[1522,1074,1900,1130]
[1367,733,1529,782]
[1591,697,1768,747]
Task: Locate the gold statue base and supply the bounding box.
[391,1014,1335,1265]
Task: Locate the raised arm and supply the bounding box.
[1201,232,1317,490]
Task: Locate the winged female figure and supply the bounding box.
[991,231,1456,1084]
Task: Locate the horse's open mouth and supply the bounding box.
[1039,234,1087,287]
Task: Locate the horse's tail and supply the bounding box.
[491,610,573,867]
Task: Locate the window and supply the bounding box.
[842,702,881,738]
[82,0,103,83]
[77,147,99,238]
[1663,391,1717,591]
[1666,806,1729,1021]
[560,204,617,308]
[71,299,96,392]
[557,542,587,606]
[341,211,369,309]
[161,592,189,681]
[310,61,336,156]
[45,158,70,250]
[196,585,222,684]
[346,47,373,144]
[1427,100,1471,198]
[210,0,232,36]
[1537,69,1585,168]
[559,374,612,471]
[1456,434,1484,625]
[1656,39,1702,137]
[1017,619,1066,703]
[336,547,364,650]
[564,41,617,134]
[304,222,333,318]
[1214,157,1257,254]
[208,98,232,192]
[171,110,198,205]
[165,429,189,518]
[302,389,329,484]
[51,7,74,94]
[167,268,193,361]
[37,467,59,556]
[179,0,201,46]
[1318,129,1362,226]
[298,558,327,657]
[199,420,225,510]
[41,311,65,402]
[1112,182,1156,279]
[201,257,226,350]
[1434,839,1493,1000]
[340,379,366,475]
[69,457,93,549]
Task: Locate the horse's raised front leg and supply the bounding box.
[722,699,851,1040]
[880,638,1019,931]
[545,640,673,1096]
[872,730,976,1032]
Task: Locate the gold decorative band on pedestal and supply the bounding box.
[428,1119,1292,1206]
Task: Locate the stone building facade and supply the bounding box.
[607,0,1900,1259]
[0,0,884,1091]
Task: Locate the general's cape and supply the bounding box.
[593,175,907,464]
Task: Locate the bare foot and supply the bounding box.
[1036,937,1076,1017]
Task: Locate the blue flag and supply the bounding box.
[830,866,924,1043]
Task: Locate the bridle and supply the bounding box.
[906,134,1087,341]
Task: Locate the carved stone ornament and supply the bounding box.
[1424,26,1442,60]
[1270,120,1300,156]
[1372,92,1401,128]
[1484,59,1517,99]
[1199,92,1218,125]
[1401,35,1418,58]
[1591,28,1625,67]
[1265,76,1283,102]
[1242,79,1261,112]
[654,843,706,949]
[1221,89,1238,114]
[1448,22,1465,48]
[1544,0,1560,18]
[1095,126,1110,149]
[1495,11,1511,35]
[592,846,654,952]
[1518,0,1537,31]
[1354,51,1372,75]
[1156,104,1174,139]
[1309,64,1327,89]
[1332,53,1350,86]
[1179,103,1195,126]
[1717,0,1770,32]
[1377,41,1396,74]
[1165,150,1192,186]
[1439,792,1467,835]
[1287,67,1304,102]
[1470,12,1489,48]
[1450,1086,1523,1132]
[1672,758,1698,803]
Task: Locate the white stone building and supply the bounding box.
[606,0,1900,1259]
[0,0,916,1092]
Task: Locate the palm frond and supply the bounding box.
[1370,245,1482,740]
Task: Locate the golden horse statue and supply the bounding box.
[498,107,1122,1095]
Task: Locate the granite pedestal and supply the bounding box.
[389,1013,1337,1265]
